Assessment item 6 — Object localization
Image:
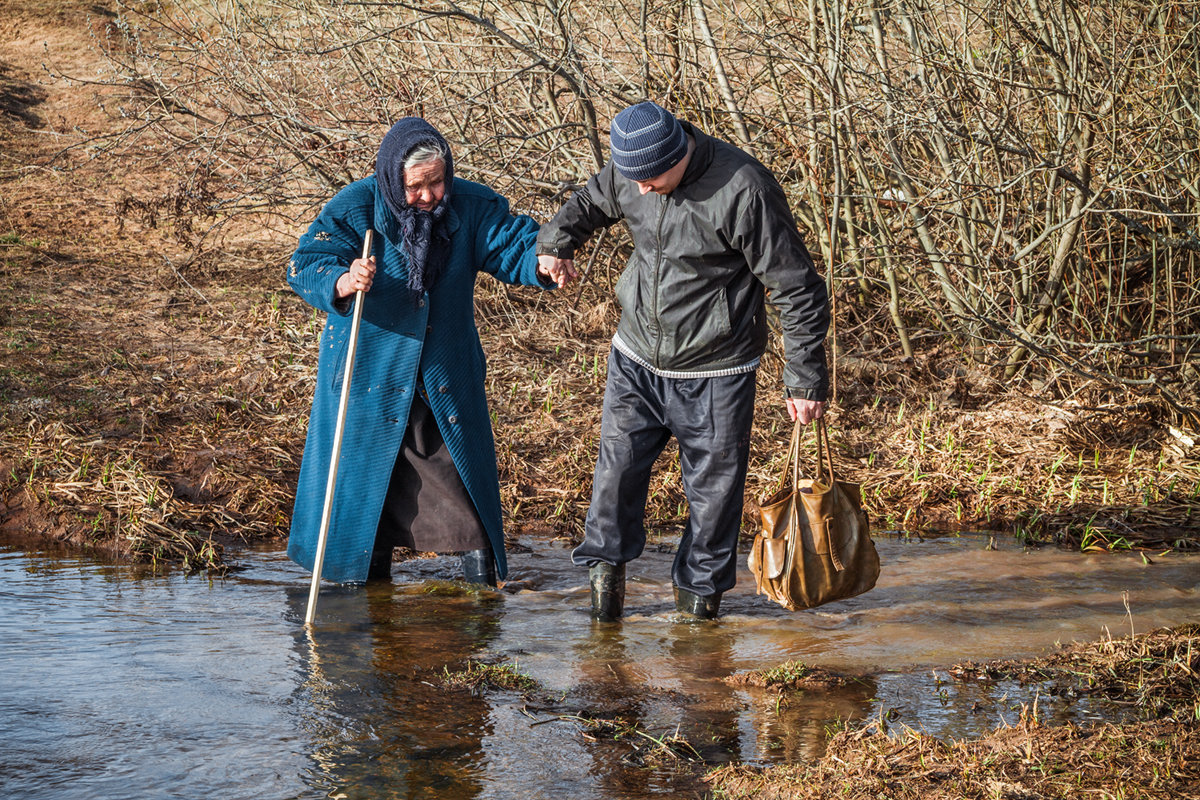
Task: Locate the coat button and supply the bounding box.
[438,385,448,393]
[426,325,432,333]
[417,298,426,308]
[448,415,458,424]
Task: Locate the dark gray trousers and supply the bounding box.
[375,392,487,554]
[572,348,756,596]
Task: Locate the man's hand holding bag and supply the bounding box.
[748,418,880,610]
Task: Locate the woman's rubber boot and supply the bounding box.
[674,586,721,620]
[367,545,393,582]
[461,548,497,587]
[589,562,626,622]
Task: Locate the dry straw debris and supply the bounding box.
[708,625,1200,800]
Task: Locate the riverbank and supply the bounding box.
[707,624,1200,799]
[1,0,1198,570]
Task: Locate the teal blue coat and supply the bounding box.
[286,176,543,583]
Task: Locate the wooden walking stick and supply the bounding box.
[305,229,374,626]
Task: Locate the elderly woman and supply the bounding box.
[286,118,554,586]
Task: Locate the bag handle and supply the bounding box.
[811,417,836,486]
[812,417,848,570]
[775,417,837,491]
[773,418,804,493]
[769,416,848,574]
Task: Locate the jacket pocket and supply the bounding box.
[614,265,635,313]
[712,285,732,339]
[670,284,731,361]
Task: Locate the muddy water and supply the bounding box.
[1,535,1197,800]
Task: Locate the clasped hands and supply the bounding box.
[537,254,578,288]
[345,253,825,423]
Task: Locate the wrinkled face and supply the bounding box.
[404,159,447,211]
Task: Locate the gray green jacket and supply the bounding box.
[537,123,829,400]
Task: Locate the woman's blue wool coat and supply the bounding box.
[286,175,543,583]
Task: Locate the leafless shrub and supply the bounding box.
[66,0,1200,420]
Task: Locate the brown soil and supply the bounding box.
[0,0,299,566]
[1,0,1197,572]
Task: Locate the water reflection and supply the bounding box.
[291,583,503,800]
[0,535,1197,800]
[742,679,876,765]
[0,547,311,800]
[664,622,741,763]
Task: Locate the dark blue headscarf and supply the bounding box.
[376,118,454,300]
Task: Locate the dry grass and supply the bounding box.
[725,660,866,692]
[709,719,1199,799]
[1,0,1197,572]
[0,239,314,569]
[707,624,1200,800]
[952,624,1200,720]
[439,659,539,695]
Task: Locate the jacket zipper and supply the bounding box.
[652,194,667,367]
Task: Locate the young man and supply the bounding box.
[538,101,830,620]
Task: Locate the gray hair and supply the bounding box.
[404,141,449,172]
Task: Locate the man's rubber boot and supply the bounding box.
[674,586,721,620]
[589,562,626,622]
[461,548,497,587]
[367,545,393,581]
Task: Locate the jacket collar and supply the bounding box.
[677,121,715,189]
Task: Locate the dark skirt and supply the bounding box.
[374,392,488,553]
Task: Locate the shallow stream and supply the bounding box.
[2,534,1197,799]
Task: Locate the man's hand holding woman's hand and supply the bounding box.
[336,256,376,299]
[537,254,579,288]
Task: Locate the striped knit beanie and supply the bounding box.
[609,102,688,181]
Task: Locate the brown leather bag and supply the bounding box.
[748,418,880,610]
